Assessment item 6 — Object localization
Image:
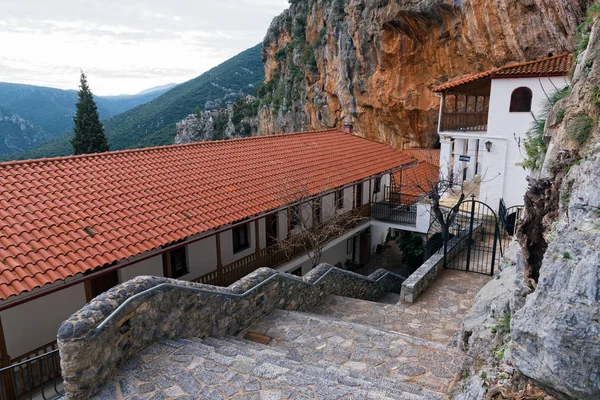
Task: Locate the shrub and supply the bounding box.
[592,85,600,112]
[522,128,547,170]
[556,108,566,124]
[396,232,425,271]
[568,112,594,145]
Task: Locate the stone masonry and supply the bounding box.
[58,264,404,398]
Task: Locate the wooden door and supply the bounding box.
[85,271,119,302]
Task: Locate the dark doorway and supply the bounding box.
[355,183,363,208]
[359,230,370,264]
[85,270,119,302]
[265,213,278,247]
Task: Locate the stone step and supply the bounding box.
[241,309,468,394]
[311,294,464,344]
[196,335,441,399]
[95,335,428,399]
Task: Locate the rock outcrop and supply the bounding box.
[174,96,259,144]
[511,15,600,399]
[456,10,600,400]
[258,0,590,147]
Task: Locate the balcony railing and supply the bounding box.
[371,202,417,226]
[0,344,63,400]
[192,204,371,287]
[440,112,488,132]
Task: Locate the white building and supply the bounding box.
[433,54,572,210]
[0,128,430,368]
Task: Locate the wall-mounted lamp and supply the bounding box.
[485,141,493,152]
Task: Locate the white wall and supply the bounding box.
[480,76,569,208]
[1,283,87,358]
[221,221,257,265]
[119,255,163,282]
[182,236,218,280]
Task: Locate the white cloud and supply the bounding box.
[0,0,289,95]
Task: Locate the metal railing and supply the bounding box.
[0,349,63,400]
[191,204,371,287]
[440,112,488,132]
[371,202,418,226]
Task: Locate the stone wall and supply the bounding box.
[400,226,476,302]
[57,264,404,399]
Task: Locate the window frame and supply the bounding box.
[232,223,251,253]
[509,87,533,113]
[162,246,189,279]
[289,204,302,231]
[335,189,344,210]
[373,177,382,193]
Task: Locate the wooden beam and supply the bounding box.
[84,280,93,303]
[254,221,261,269]
[164,251,173,278]
[287,207,291,237]
[0,315,16,400]
[216,232,223,286]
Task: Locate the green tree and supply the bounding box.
[70,72,109,155]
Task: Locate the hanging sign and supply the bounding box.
[459,155,471,162]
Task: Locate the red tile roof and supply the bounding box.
[433,54,572,92]
[0,129,413,300]
[401,163,440,204]
[403,149,440,166]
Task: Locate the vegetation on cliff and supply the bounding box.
[258,0,588,146]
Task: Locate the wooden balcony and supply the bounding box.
[192,204,371,287]
[440,112,488,132]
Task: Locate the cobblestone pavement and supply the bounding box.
[95,270,488,399]
[312,269,490,344]
[95,334,445,399]
[242,310,466,395]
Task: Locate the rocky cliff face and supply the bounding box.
[510,13,600,400]
[174,96,259,144]
[259,0,590,146]
[456,9,600,400]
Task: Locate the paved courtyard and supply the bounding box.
[312,269,491,344]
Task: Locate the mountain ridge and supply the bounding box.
[0,81,175,156]
[4,44,264,161]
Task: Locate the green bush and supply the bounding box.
[568,112,594,145]
[396,232,425,270]
[574,4,600,65]
[556,108,566,124]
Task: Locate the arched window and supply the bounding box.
[509,87,533,112]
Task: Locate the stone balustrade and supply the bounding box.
[57,264,404,399]
[400,226,478,303]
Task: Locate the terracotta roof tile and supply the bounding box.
[400,151,440,204]
[433,54,572,92]
[0,129,412,300]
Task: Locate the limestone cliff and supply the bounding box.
[456,8,600,400]
[510,11,600,399]
[259,0,590,147]
[174,96,259,144]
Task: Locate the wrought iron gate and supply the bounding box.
[427,196,502,276]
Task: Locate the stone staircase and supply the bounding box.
[96,294,470,399]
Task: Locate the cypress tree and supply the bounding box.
[71,72,109,155]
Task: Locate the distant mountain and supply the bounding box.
[0,82,174,156]
[6,44,264,160]
[136,83,178,95]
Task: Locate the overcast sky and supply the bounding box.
[0,0,288,96]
